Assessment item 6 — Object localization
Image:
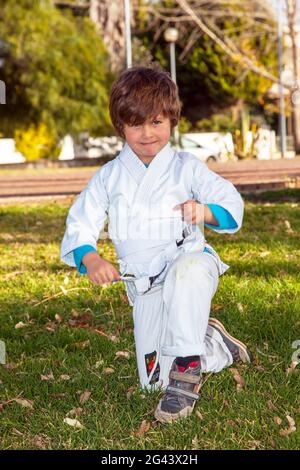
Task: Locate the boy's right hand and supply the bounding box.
[82,252,120,286]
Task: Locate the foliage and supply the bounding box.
[0,0,113,139]
[14,123,60,161]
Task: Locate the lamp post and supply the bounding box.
[164,27,179,147]
[277,0,287,158]
[124,0,132,69]
[164,27,179,83]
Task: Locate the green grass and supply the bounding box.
[0,190,300,450]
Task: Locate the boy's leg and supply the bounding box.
[161,252,232,370]
[131,284,174,389]
[154,252,233,423]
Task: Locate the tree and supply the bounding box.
[134,0,279,124]
[0,0,113,139]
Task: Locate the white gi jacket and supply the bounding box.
[60,142,244,301]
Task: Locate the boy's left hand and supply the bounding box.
[173,200,204,225]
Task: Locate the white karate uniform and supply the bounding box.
[61,142,244,389]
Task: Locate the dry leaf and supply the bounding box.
[286,361,299,375]
[259,251,271,258]
[55,314,62,323]
[229,368,245,391]
[11,428,23,436]
[103,367,115,375]
[237,303,244,313]
[284,220,294,234]
[59,374,70,381]
[133,420,151,437]
[79,390,91,404]
[126,386,135,399]
[63,418,84,429]
[115,351,130,360]
[32,434,50,449]
[192,436,199,449]
[226,419,238,427]
[41,372,54,381]
[279,415,296,437]
[274,416,282,426]
[15,322,26,329]
[196,411,203,420]
[73,340,90,350]
[63,276,69,286]
[13,398,34,409]
[68,407,83,417]
[267,400,276,411]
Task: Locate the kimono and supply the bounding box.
[60,142,244,388]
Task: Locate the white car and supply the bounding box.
[175,136,222,163]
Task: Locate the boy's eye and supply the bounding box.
[153,120,162,125]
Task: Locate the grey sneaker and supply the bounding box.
[208,317,252,363]
[154,359,202,424]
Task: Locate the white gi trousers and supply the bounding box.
[127,251,233,390]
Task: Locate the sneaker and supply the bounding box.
[154,358,202,424]
[208,317,252,363]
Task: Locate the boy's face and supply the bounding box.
[123,115,171,163]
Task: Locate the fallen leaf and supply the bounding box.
[68,312,94,329]
[13,398,34,409]
[284,220,294,234]
[45,322,58,332]
[60,285,68,295]
[259,251,271,258]
[267,400,276,411]
[237,303,244,313]
[15,322,27,329]
[226,419,238,427]
[274,416,282,426]
[126,386,136,399]
[41,372,54,381]
[59,374,70,381]
[192,436,199,449]
[133,420,151,437]
[286,361,299,375]
[103,367,115,375]
[32,434,50,449]
[270,439,276,449]
[279,415,296,437]
[79,390,91,404]
[73,340,90,350]
[11,428,23,436]
[196,411,203,420]
[115,351,130,360]
[55,314,62,323]
[63,276,69,286]
[68,407,83,417]
[229,368,245,392]
[63,418,84,429]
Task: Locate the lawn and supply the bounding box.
[0,190,299,450]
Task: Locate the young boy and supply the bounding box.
[60,65,251,424]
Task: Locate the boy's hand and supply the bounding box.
[173,200,218,226]
[173,200,204,225]
[82,252,120,286]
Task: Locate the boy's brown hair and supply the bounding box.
[109,64,181,138]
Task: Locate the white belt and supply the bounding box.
[116,226,195,295]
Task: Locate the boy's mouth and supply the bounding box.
[141,141,158,145]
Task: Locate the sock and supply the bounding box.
[175,355,200,372]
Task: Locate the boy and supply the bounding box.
[61,65,251,424]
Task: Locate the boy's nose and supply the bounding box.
[141,125,153,139]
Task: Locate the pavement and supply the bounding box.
[0,157,300,201]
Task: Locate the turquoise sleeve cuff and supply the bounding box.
[73,245,97,274]
[205,204,238,230]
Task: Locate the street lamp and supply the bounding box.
[164,27,179,147]
[164,27,179,83]
[124,0,132,69]
[277,0,287,158]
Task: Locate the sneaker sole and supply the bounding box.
[154,383,201,424]
[208,318,252,363]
